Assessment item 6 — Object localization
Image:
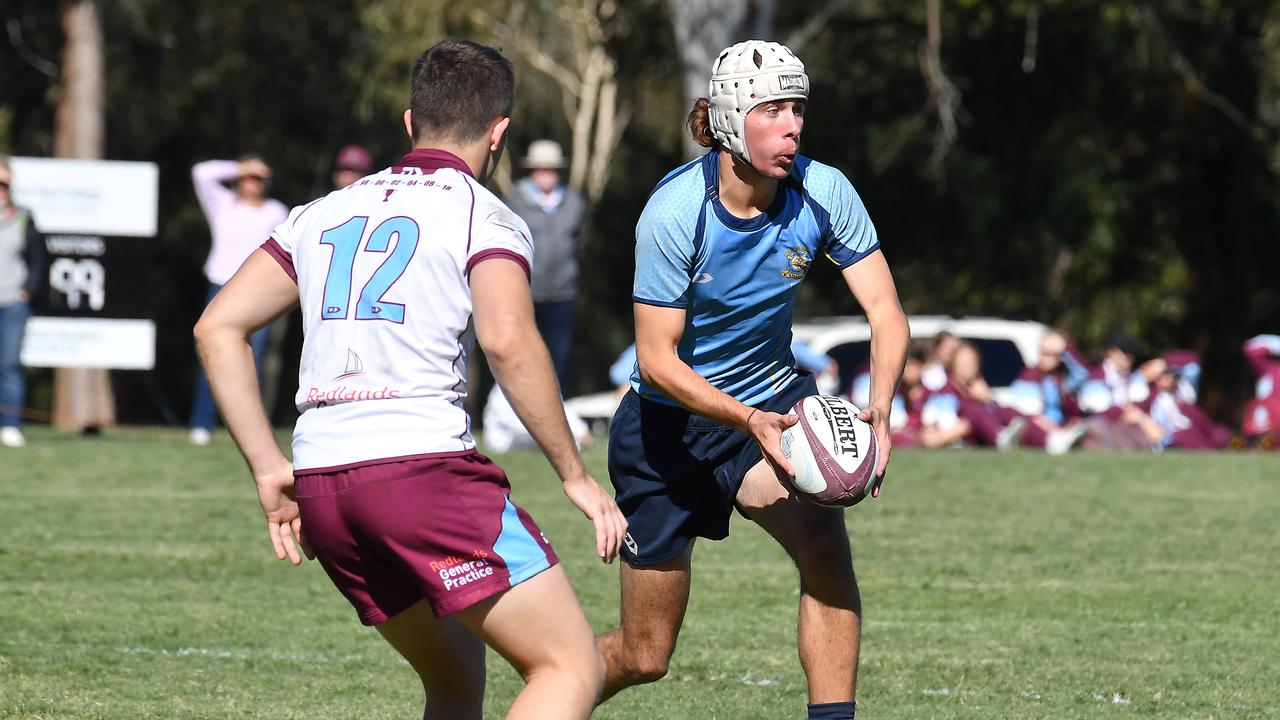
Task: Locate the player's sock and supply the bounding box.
[807,700,855,719]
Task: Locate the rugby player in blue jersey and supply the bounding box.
[596,41,909,720]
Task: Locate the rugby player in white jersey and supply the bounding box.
[195,38,625,720]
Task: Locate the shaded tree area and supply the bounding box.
[1,0,1276,425]
[789,0,1280,420]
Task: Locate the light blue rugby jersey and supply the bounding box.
[632,149,880,406]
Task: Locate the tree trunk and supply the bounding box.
[670,0,775,159]
[53,0,115,431]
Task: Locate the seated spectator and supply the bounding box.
[915,342,1020,451]
[1136,362,1231,451]
[1008,329,1082,422]
[1108,335,1150,401]
[944,342,1086,454]
[1066,333,1178,450]
[920,330,959,392]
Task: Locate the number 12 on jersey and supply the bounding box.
[319,215,420,323]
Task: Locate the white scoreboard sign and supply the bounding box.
[9,157,158,236]
[10,157,158,370]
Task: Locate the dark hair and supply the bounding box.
[410,39,514,143]
[687,98,718,148]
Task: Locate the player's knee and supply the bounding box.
[526,645,606,702]
[626,647,672,684]
[796,533,855,588]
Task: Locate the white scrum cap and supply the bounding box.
[708,40,809,164]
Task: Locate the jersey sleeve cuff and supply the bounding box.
[632,295,689,309]
[826,241,881,269]
[261,237,297,283]
[466,249,531,281]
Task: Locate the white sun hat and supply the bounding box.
[521,139,567,169]
[708,40,809,164]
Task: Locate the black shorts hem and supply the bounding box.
[622,537,694,568]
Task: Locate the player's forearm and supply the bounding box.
[194,323,289,476]
[866,306,909,414]
[638,351,753,431]
[486,331,589,483]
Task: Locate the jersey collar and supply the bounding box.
[395,148,474,177]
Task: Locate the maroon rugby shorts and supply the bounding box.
[294,451,558,624]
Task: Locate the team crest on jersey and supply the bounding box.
[782,246,812,280]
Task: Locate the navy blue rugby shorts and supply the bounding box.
[607,374,817,566]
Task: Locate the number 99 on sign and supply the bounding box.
[50,257,106,312]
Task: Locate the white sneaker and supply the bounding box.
[996,417,1027,452]
[189,428,212,446]
[1045,423,1087,455]
[1,426,26,448]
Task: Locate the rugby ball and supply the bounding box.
[779,395,879,507]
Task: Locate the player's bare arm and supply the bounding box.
[472,256,626,563]
[634,302,798,476]
[194,249,310,563]
[841,249,908,486]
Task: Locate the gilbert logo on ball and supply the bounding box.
[780,395,879,507]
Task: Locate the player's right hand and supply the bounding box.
[253,462,313,565]
[747,409,799,479]
[562,474,627,564]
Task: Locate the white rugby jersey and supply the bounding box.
[262,149,533,472]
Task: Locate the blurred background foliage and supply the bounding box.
[1,0,1277,424]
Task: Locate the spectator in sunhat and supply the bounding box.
[504,139,588,395]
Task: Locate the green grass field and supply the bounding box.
[1,427,1277,719]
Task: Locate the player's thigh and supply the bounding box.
[617,542,694,653]
[737,458,853,581]
[453,565,601,678]
[375,599,486,691]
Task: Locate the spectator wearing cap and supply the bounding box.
[188,155,288,445]
[332,144,373,189]
[0,157,47,448]
[504,140,588,395]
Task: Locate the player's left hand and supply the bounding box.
[858,405,893,498]
[254,462,313,565]
[561,472,628,564]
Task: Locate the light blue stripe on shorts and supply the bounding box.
[494,498,551,586]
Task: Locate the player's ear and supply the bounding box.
[403,109,414,141]
[489,117,511,151]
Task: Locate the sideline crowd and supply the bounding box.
[846,330,1279,454]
